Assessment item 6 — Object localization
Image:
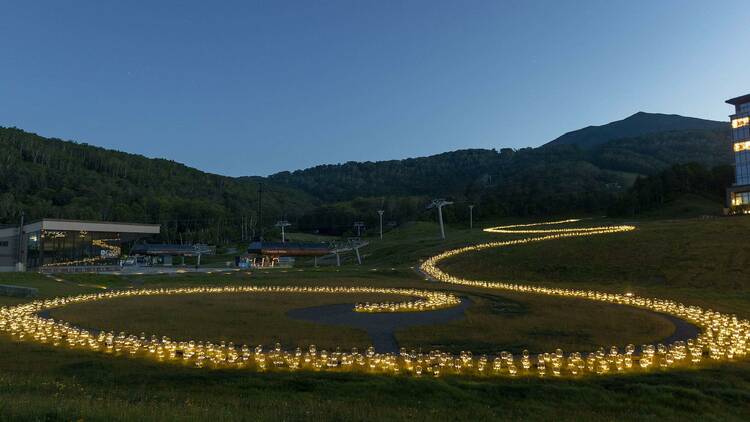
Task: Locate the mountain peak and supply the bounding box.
[544,112,727,150]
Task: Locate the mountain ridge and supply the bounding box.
[543,111,728,150]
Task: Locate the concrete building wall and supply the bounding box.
[0,227,19,269]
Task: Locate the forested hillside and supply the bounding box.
[0,127,316,243]
[271,122,732,230]
[608,163,733,217]
[0,111,735,239]
[590,129,732,174]
[268,149,508,202]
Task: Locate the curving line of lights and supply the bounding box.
[0,219,747,378]
[417,219,749,376]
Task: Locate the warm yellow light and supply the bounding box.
[732,117,750,129]
[1,219,748,378]
[734,141,750,152]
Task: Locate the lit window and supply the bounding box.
[733,117,750,129]
[733,192,750,205]
[734,141,750,152]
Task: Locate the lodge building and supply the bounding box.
[726,93,750,213]
[0,219,160,272]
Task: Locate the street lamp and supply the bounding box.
[468,204,474,230]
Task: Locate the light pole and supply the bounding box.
[377,210,384,240]
[275,220,291,242]
[16,211,24,271]
[258,183,263,241]
[427,199,453,240]
[468,204,474,230]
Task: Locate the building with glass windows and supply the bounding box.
[726,93,750,214]
[0,219,160,272]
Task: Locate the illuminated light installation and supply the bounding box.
[0,286,460,369]
[419,219,749,376]
[0,219,748,378]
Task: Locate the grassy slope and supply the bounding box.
[0,217,749,420]
[439,217,750,318]
[641,194,723,218]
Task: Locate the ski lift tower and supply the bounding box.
[427,199,453,240]
[275,220,291,242]
[353,221,365,237]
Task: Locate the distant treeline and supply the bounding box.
[0,125,735,242]
[607,163,733,216]
[0,127,315,244]
[270,128,732,204]
[286,129,732,231]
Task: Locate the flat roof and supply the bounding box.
[22,219,160,234]
[726,93,750,106]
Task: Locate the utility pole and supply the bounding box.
[353,221,365,237]
[249,214,256,239]
[257,183,263,241]
[377,210,384,240]
[16,211,24,270]
[468,204,474,230]
[427,199,453,240]
[275,220,291,242]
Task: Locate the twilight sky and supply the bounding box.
[1,1,748,176]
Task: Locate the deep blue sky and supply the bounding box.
[1,1,748,176]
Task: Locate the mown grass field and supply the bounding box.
[50,292,403,350]
[46,282,674,356]
[1,216,749,420]
[397,291,674,354]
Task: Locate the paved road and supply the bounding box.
[656,312,701,345]
[287,297,700,354]
[287,298,474,353]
